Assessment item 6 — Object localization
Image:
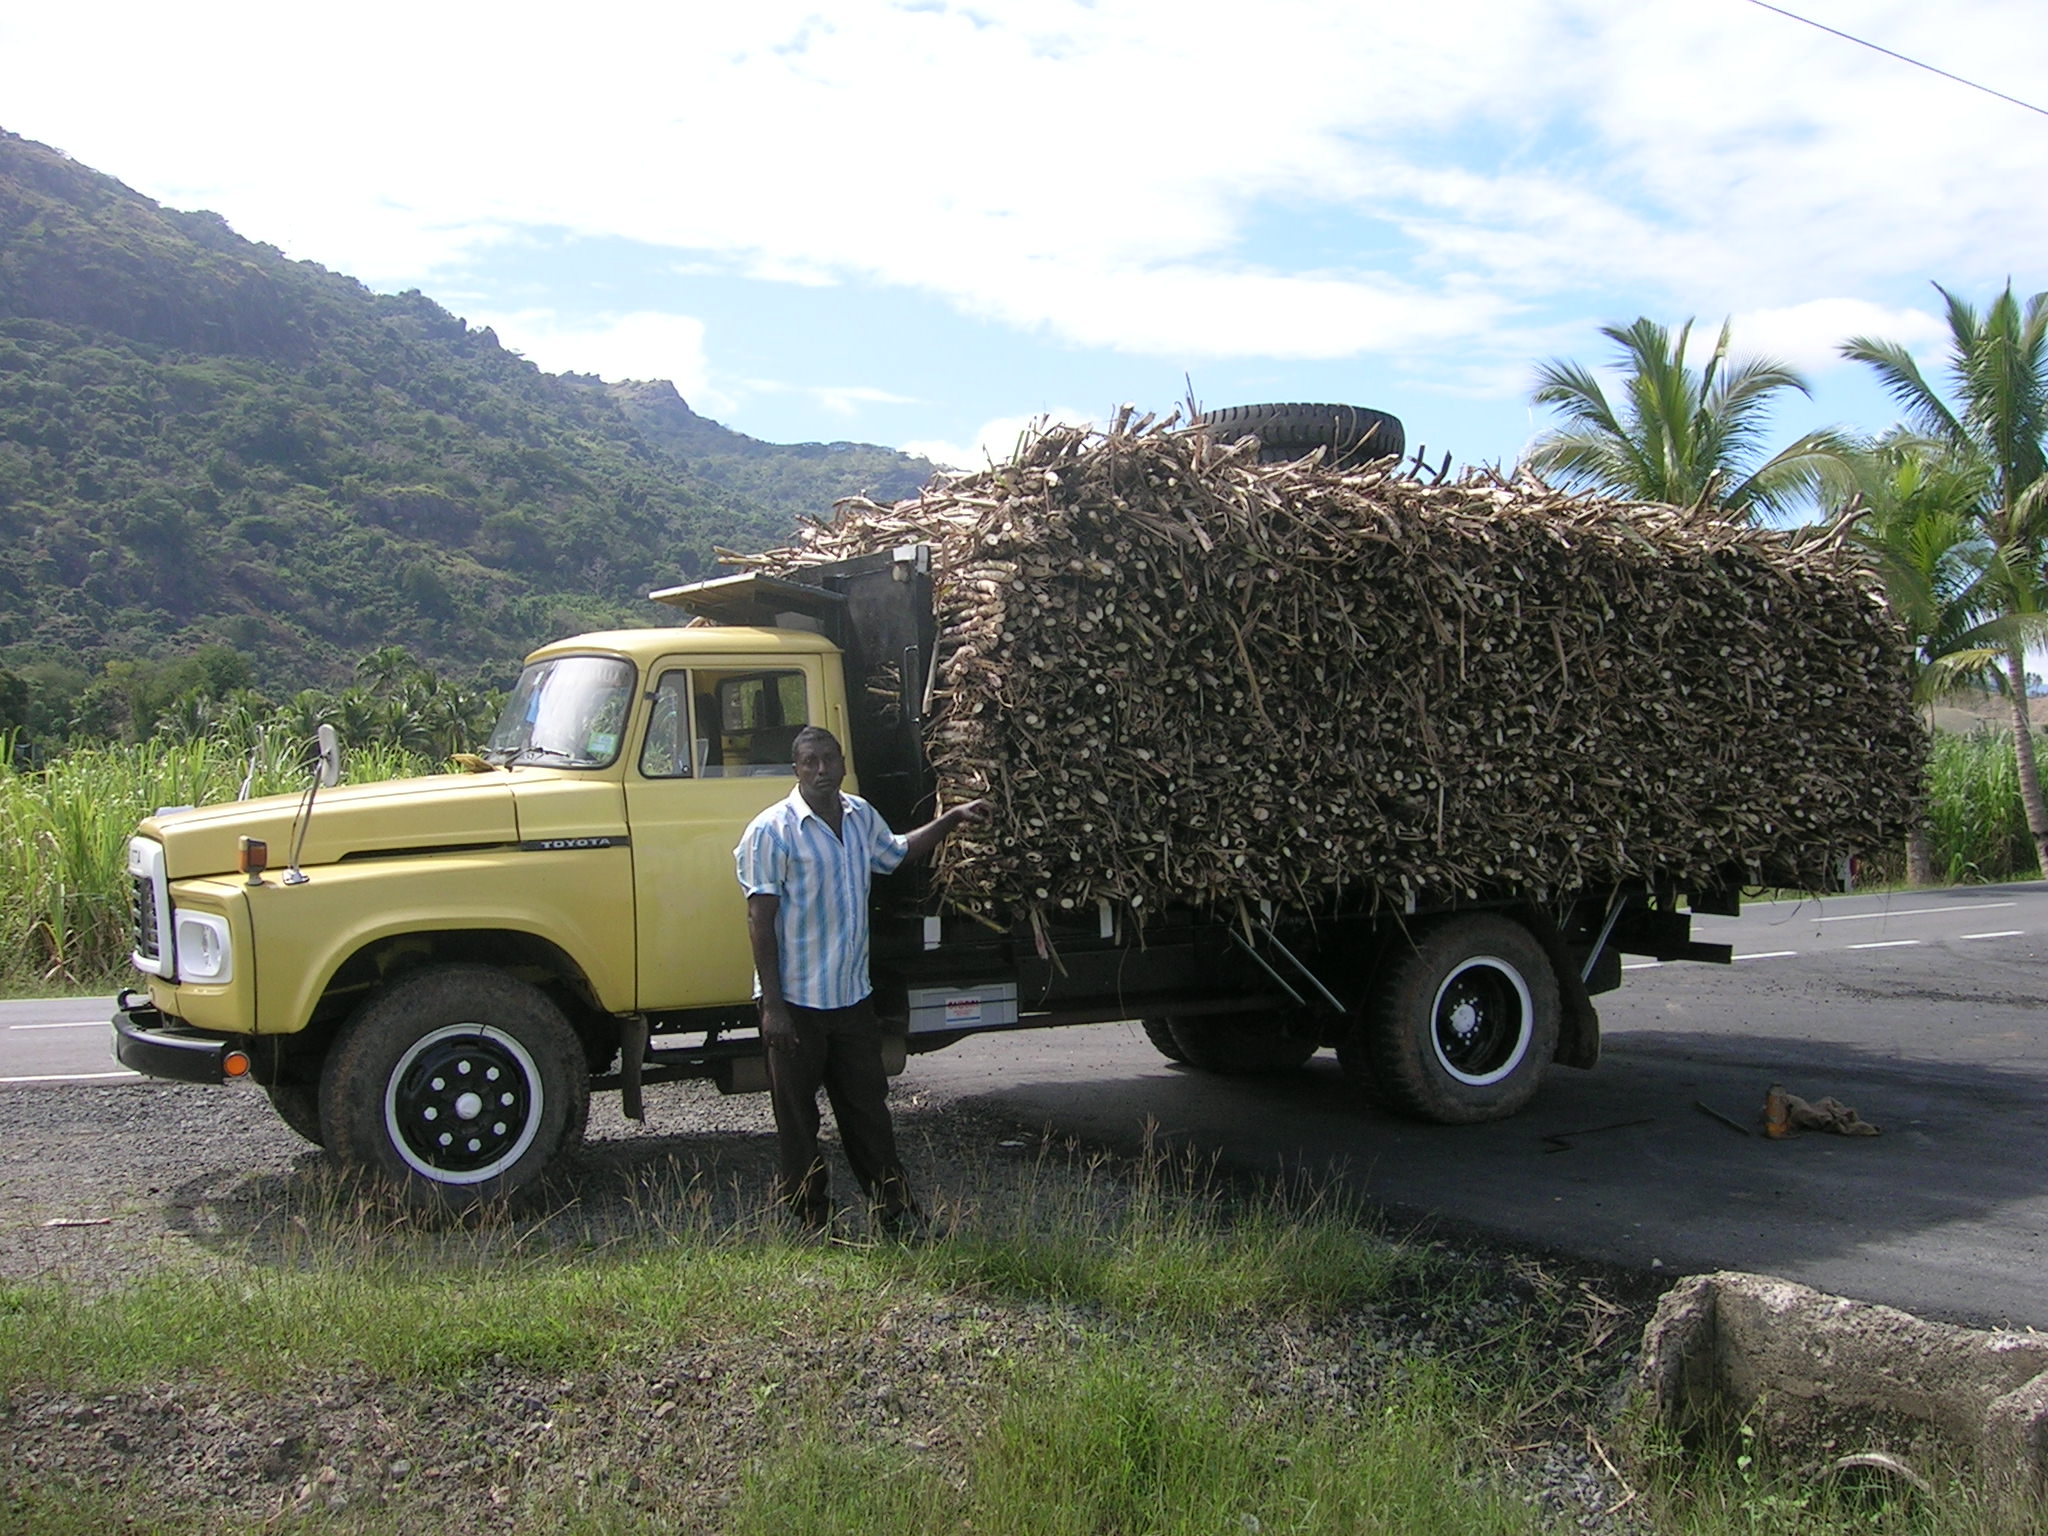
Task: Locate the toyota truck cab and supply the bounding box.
[118,623,867,1197]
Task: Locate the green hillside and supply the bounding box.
[0,129,936,743]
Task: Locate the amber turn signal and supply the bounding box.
[222,1050,251,1078]
[238,837,268,883]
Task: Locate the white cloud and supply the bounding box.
[473,309,725,412]
[1730,300,1952,377]
[4,0,2044,384]
[808,385,918,417]
[903,409,1098,472]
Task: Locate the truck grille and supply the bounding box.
[132,873,162,964]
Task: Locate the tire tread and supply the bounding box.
[1197,402,1405,464]
[1166,1011,1317,1075]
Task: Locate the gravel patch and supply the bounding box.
[0,1077,1657,1532]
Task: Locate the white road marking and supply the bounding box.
[0,1071,139,1084]
[1960,930,2025,940]
[1621,960,1664,970]
[1847,940,1922,950]
[1735,950,1799,961]
[7,1021,104,1031]
[1816,902,2015,923]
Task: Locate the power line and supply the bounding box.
[1742,0,2048,119]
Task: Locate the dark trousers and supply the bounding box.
[764,998,914,1225]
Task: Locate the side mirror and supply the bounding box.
[314,723,342,788]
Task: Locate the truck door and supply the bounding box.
[625,657,824,1009]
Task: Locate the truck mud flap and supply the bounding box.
[1513,909,1601,1071]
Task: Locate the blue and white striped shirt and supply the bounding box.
[734,787,910,1009]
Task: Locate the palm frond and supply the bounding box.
[1921,646,2005,702]
[1522,314,1819,518]
[1841,334,1965,447]
[1725,428,1857,522]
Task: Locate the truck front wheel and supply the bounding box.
[1342,915,1557,1123]
[320,964,589,1207]
[265,1082,324,1146]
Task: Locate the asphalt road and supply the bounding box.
[0,997,132,1084]
[904,882,2048,1330]
[7,883,2046,1328]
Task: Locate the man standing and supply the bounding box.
[734,725,990,1237]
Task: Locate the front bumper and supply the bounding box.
[111,992,245,1084]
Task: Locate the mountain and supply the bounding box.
[0,129,937,738]
[595,377,933,510]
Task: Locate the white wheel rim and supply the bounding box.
[1429,956,1534,1087]
[383,1023,545,1185]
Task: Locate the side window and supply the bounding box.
[638,669,692,779]
[702,669,809,777]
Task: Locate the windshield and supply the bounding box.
[483,655,637,768]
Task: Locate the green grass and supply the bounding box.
[723,1353,1532,1536]
[2,1147,2016,1536]
[1625,1420,2017,1536]
[0,1149,1412,1394]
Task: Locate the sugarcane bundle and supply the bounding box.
[746,411,1922,923]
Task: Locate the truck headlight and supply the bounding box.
[173,911,234,984]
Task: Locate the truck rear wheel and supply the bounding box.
[1342,915,1557,1123]
[320,964,588,1208]
[1166,1011,1318,1075]
[1138,1017,1189,1063]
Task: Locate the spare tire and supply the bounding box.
[1198,402,1404,466]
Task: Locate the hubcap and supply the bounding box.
[1429,957,1533,1087]
[384,1024,544,1184]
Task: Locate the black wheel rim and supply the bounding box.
[1429,957,1533,1086]
[383,1024,543,1184]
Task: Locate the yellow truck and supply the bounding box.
[112,534,1743,1208]
[126,404,1894,1208]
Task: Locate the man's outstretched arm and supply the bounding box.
[902,799,992,864]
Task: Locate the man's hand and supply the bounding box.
[759,998,797,1047]
[904,797,995,862]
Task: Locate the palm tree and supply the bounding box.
[154,691,214,745]
[1526,317,1851,521]
[423,684,494,760]
[1844,284,2048,876]
[354,645,418,697]
[334,687,382,751]
[376,694,435,756]
[275,690,335,750]
[207,688,274,759]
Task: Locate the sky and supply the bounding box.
[4,0,2046,476]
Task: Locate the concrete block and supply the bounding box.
[1636,1271,2048,1513]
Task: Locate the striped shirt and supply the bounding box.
[734,787,910,1009]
